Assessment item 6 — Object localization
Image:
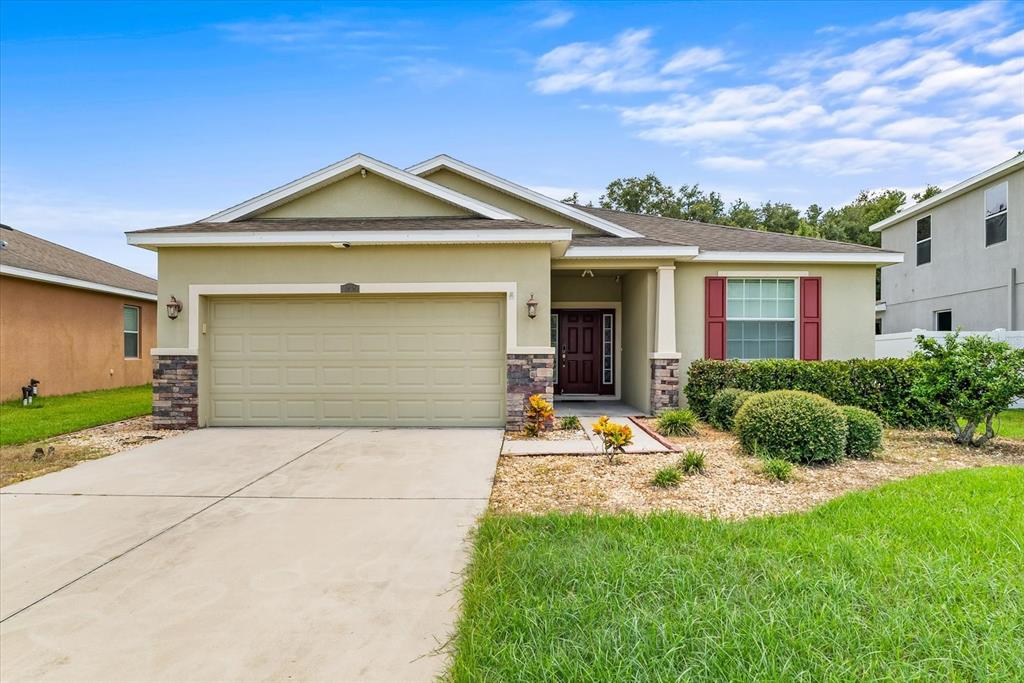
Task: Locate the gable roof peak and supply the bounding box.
[202,153,524,223]
[406,154,644,239]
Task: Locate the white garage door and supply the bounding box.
[207,295,505,426]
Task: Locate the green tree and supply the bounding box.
[726,199,760,230]
[600,174,682,217]
[562,191,581,205]
[912,185,942,202]
[911,333,1024,447]
[676,184,726,223]
[758,201,802,234]
[820,189,906,247]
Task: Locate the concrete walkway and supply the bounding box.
[0,427,502,682]
[502,416,671,455]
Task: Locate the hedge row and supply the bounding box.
[684,358,943,428]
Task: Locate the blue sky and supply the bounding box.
[1,0,1021,276]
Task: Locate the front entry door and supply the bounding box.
[558,310,601,394]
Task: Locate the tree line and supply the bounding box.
[565,175,941,248]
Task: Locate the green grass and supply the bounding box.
[992,409,1024,440]
[0,385,152,446]
[451,467,1024,681]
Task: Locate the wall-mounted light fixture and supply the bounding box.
[166,296,183,320]
[526,293,539,319]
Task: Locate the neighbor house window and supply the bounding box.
[726,279,795,360]
[934,309,952,332]
[550,313,559,385]
[916,215,931,265]
[985,182,1008,246]
[602,313,614,385]
[124,305,140,358]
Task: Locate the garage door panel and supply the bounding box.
[208,296,505,426]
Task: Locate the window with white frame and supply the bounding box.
[550,313,559,385]
[934,309,952,332]
[602,313,614,385]
[916,215,931,265]
[123,305,140,359]
[726,279,795,360]
[985,182,1008,246]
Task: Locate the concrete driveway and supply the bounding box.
[0,427,502,682]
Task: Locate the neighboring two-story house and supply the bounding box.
[871,155,1022,334]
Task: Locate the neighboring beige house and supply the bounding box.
[126,154,901,429]
[0,226,157,400]
[871,154,1022,334]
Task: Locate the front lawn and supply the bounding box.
[0,384,152,446]
[451,467,1024,680]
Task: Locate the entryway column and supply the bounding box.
[650,265,681,413]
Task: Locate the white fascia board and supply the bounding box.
[201,153,523,222]
[0,265,157,301]
[406,155,645,239]
[869,154,1024,233]
[693,251,904,264]
[562,245,699,259]
[127,228,574,249]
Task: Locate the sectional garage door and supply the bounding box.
[207,296,505,426]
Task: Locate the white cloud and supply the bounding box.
[980,27,1024,54]
[699,156,766,171]
[661,47,728,74]
[533,9,573,30]
[535,1,1023,180]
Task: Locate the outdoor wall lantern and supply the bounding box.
[526,293,539,319]
[166,296,183,320]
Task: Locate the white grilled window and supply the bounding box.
[726,279,796,360]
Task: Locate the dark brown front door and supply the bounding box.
[558,310,601,394]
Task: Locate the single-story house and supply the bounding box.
[126,154,902,429]
[0,225,157,400]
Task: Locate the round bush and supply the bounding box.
[734,390,847,464]
[708,389,756,431]
[840,405,883,458]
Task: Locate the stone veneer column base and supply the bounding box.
[650,357,681,414]
[506,353,554,431]
[152,355,199,429]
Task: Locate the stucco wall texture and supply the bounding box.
[0,276,156,400]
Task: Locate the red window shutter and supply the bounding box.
[705,277,727,360]
[800,277,821,360]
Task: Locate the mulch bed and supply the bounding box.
[489,421,1024,520]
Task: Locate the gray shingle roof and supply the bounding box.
[0,226,157,294]
[128,216,557,234]
[575,206,897,254]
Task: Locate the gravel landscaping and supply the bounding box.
[490,421,1024,519]
[0,416,183,487]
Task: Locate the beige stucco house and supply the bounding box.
[126,154,901,429]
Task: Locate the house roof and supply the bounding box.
[202,153,523,222]
[129,216,554,234]
[1,225,157,298]
[868,154,1024,233]
[575,206,898,255]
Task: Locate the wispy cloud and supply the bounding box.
[533,9,574,30]
[532,1,1024,177]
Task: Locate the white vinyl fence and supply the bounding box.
[875,329,1024,408]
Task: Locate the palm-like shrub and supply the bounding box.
[841,405,883,458]
[708,389,755,431]
[655,408,698,436]
[734,390,847,464]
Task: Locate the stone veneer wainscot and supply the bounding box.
[152,354,198,429]
[650,357,680,413]
[505,353,554,430]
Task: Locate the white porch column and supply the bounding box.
[654,265,678,354]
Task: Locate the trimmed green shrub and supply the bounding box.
[684,358,944,428]
[708,388,756,431]
[841,405,883,458]
[655,408,698,437]
[558,415,582,431]
[761,458,793,482]
[735,390,847,464]
[651,467,682,488]
[677,449,706,475]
